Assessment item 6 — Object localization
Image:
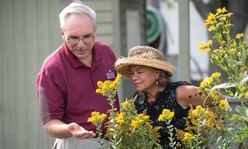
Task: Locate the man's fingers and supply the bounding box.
[74,131,96,139]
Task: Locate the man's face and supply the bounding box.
[61,13,97,62]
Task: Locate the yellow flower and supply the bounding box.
[227,12,233,17]
[131,113,149,128]
[204,118,214,129]
[203,19,212,26]
[208,26,215,31]
[213,49,219,53]
[232,114,238,117]
[216,8,222,13]
[221,40,226,46]
[208,12,216,20]
[121,98,131,110]
[211,72,221,78]
[245,91,248,98]
[221,16,226,21]
[158,109,174,121]
[131,120,139,128]
[183,132,195,140]
[230,48,236,53]
[206,40,213,47]
[88,111,107,125]
[198,42,205,53]
[116,112,124,123]
[238,118,245,122]
[194,105,206,116]
[99,113,107,119]
[200,77,213,88]
[218,100,228,110]
[230,40,237,47]
[96,89,101,94]
[222,7,228,13]
[205,48,211,54]
[97,81,103,88]
[236,33,244,39]
[210,92,219,101]
[218,22,224,27]
[116,74,121,80]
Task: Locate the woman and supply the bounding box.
[115,46,217,149]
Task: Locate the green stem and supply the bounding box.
[145,133,162,149]
[240,97,247,116]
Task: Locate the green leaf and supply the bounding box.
[241,75,248,85]
[212,83,238,90]
[235,61,245,67]
[236,106,245,114]
[242,127,248,137]
[208,83,238,97]
[239,116,248,122]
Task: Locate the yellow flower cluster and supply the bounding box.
[87,111,107,125]
[236,33,244,39]
[96,74,121,96]
[183,132,195,141]
[131,113,150,128]
[211,72,221,78]
[198,40,213,54]
[158,109,175,121]
[199,77,213,88]
[199,72,221,91]
[204,7,229,27]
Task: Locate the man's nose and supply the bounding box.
[77,39,86,47]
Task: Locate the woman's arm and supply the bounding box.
[176,85,223,112]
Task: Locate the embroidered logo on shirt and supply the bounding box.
[106,70,115,79]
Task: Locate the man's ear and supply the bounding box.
[94,25,97,37]
[60,28,65,41]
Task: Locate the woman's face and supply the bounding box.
[129,65,158,92]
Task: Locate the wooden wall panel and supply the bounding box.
[96,12,112,23]
[0,0,64,148]
[1,0,16,148]
[14,0,28,148]
[0,1,3,148]
[25,0,39,148]
[83,0,112,11]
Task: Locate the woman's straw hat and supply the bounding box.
[115,46,175,78]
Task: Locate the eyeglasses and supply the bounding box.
[64,31,95,45]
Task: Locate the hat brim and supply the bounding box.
[115,57,175,78]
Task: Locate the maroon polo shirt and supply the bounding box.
[36,41,120,135]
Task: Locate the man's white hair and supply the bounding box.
[59,1,96,30]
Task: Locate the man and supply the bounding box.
[36,1,120,149]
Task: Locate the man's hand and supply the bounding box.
[68,123,96,139]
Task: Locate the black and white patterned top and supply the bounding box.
[134,81,191,149]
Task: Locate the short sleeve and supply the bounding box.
[36,74,65,124]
